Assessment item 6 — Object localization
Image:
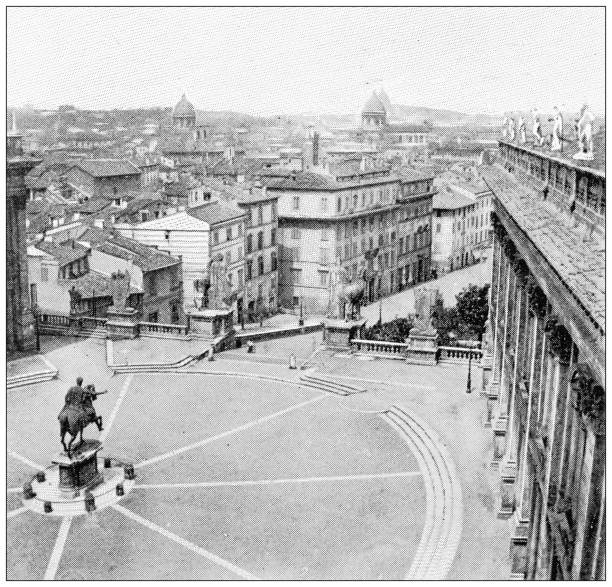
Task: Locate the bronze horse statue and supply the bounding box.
[58,384,104,457]
[337,267,366,321]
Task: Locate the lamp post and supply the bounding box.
[378,298,383,326]
[466,350,472,394]
[299,301,304,326]
[33,304,40,352]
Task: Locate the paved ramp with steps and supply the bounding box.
[7,355,59,389]
[299,372,366,396]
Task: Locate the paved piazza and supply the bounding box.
[7,334,512,580]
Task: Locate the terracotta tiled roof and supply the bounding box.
[187,201,245,225]
[34,240,88,266]
[73,159,141,177]
[95,234,180,272]
[62,270,142,298]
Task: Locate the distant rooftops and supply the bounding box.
[433,189,476,210]
[186,201,245,225]
[71,159,141,177]
[95,234,180,272]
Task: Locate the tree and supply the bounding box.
[363,317,414,342]
[455,284,490,340]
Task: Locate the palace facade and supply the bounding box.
[480,140,605,579]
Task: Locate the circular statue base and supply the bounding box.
[22,451,135,517]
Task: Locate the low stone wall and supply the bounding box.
[234,322,323,346]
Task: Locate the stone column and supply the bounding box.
[492,237,517,463]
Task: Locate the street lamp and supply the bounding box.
[466,349,472,394]
[299,301,304,327]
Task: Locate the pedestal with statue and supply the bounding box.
[187,254,236,351]
[322,265,367,351]
[105,271,139,339]
[405,288,441,365]
[21,378,135,516]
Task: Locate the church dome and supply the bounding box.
[173,94,196,118]
[362,91,386,115]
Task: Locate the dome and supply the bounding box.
[362,91,386,115]
[173,94,196,118]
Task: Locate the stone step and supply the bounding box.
[7,368,58,389]
[299,373,365,395]
[110,354,197,374]
[297,379,350,396]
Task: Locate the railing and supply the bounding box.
[80,316,108,330]
[439,346,482,363]
[351,339,409,357]
[39,313,71,328]
[139,321,189,336]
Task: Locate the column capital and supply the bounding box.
[526,278,547,317]
[544,315,573,363]
[501,234,517,262]
[570,363,605,434]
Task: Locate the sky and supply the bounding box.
[7,7,605,116]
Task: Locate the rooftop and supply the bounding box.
[433,189,476,210]
[267,169,396,191]
[96,234,180,272]
[62,270,142,298]
[362,91,386,115]
[479,164,604,332]
[187,201,245,225]
[72,159,141,178]
[33,240,89,266]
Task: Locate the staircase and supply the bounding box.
[298,372,366,396]
[110,354,202,374]
[7,367,59,389]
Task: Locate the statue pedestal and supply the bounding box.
[323,318,366,351]
[188,308,235,350]
[106,307,139,340]
[405,329,439,365]
[51,439,103,494]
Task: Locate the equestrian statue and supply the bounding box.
[58,377,107,457]
[335,266,367,321]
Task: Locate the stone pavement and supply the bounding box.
[8,331,511,579]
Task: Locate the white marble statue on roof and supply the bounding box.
[573,104,595,161]
[550,106,563,152]
[531,109,544,146]
[508,116,516,141]
[518,116,527,144]
[502,115,510,138]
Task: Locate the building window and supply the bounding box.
[238,268,244,286]
[318,271,328,287]
[369,236,374,250]
[246,260,253,280]
[320,248,329,264]
[258,204,263,225]
[228,273,233,288]
[337,197,342,212]
[226,251,232,266]
[293,196,300,210]
[321,227,329,241]
[258,231,264,250]
[258,256,264,275]
[238,223,243,236]
[291,227,300,239]
[290,268,301,285]
[246,234,253,253]
[399,237,404,254]
[238,246,243,260]
[226,227,232,241]
[251,209,257,225]
[271,202,277,220]
[344,243,350,258]
[270,228,276,246]
[353,194,358,208]
[336,225,342,239]
[321,196,328,212]
[436,223,441,233]
[271,252,277,271]
[213,230,219,245]
[41,266,49,282]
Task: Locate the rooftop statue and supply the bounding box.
[502,116,510,138]
[550,106,564,152]
[518,116,527,144]
[508,116,516,141]
[573,104,595,161]
[531,108,544,147]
